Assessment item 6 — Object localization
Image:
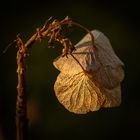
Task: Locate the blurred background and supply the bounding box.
[0,0,140,140]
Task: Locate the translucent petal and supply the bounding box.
[53,30,124,114]
[53,30,124,75]
[91,66,124,89]
[54,72,122,114]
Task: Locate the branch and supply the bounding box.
[15,16,95,72]
[16,48,28,140]
[15,17,95,140]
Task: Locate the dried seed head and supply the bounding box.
[53,30,124,114]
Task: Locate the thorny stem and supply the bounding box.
[14,16,94,140]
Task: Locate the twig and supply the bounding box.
[16,48,28,140]
[2,40,16,54]
[14,16,95,140]
[72,21,95,48]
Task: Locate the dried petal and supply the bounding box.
[53,30,124,75]
[91,66,124,89]
[101,85,122,107]
[54,72,122,114]
[53,30,124,114]
[54,72,104,114]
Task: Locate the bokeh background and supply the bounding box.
[0,0,140,140]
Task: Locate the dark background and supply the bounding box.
[0,0,140,140]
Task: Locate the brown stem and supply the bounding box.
[67,21,96,72]
[14,17,94,140]
[16,49,28,140]
[72,21,96,49]
[70,54,85,72]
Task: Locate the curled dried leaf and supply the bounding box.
[53,30,124,114]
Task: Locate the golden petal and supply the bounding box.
[53,30,124,114]
[54,72,122,114]
[54,72,104,114]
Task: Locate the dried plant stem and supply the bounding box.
[14,16,95,140]
[72,22,96,49]
[70,54,85,72]
[16,50,28,140]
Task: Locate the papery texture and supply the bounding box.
[53,30,124,114]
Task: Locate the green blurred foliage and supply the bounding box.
[0,0,140,140]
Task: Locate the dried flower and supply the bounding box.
[53,30,124,114]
